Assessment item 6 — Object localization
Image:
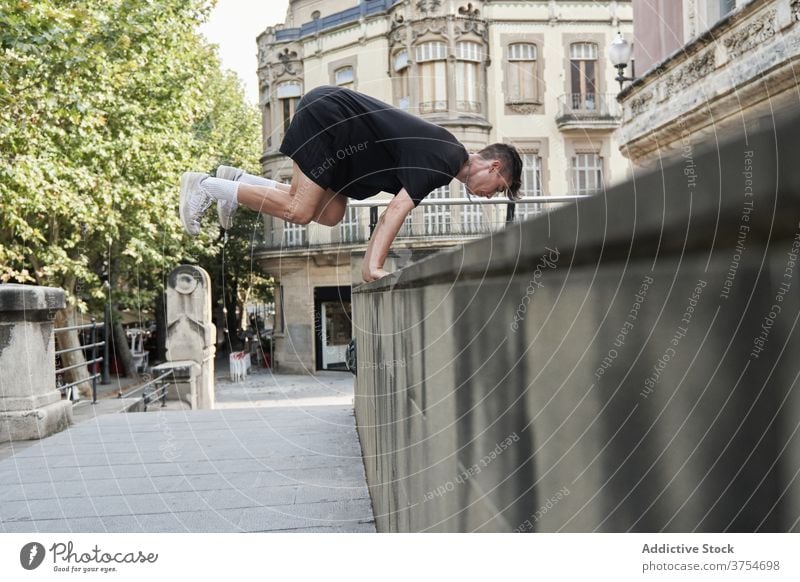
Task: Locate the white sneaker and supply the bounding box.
[215,166,243,230]
[179,172,213,236]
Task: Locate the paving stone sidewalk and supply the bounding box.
[0,370,375,533]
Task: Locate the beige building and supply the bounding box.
[255,0,633,373]
[618,0,800,164]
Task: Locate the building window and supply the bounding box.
[569,43,598,111]
[276,81,302,136]
[283,221,306,247]
[516,153,543,221]
[456,41,484,114]
[423,186,451,235]
[339,205,359,242]
[416,41,448,114]
[461,184,484,233]
[399,210,414,236]
[334,66,354,88]
[507,43,539,103]
[393,50,410,110]
[571,153,603,195]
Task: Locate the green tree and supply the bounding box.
[0,0,269,389]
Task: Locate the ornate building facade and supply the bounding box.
[618,0,800,164]
[255,0,633,373]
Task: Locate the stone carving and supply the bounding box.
[629,91,653,116]
[791,0,800,22]
[159,265,215,409]
[722,9,776,59]
[507,103,541,115]
[165,266,215,362]
[458,3,480,19]
[257,37,272,68]
[663,51,715,100]
[389,17,407,47]
[416,0,442,15]
[456,15,487,39]
[458,2,488,38]
[411,17,447,40]
[277,47,300,75]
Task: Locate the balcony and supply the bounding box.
[555,93,621,132]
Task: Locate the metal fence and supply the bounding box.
[118,370,171,412]
[54,318,105,404]
[269,195,586,249]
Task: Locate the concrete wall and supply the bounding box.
[352,111,800,532]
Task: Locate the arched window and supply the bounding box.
[416,41,448,114]
[506,43,539,103]
[569,43,598,111]
[456,41,484,114]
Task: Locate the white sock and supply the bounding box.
[202,177,239,203]
[238,172,277,188]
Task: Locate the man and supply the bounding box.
[179,85,522,282]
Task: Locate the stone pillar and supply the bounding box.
[152,266,215,409]
[0,284,72,443]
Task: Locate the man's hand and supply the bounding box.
[362,266,391,282]
[361,190,415,283]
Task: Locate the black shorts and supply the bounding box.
[279,87,340,191]
[277,86,465,204]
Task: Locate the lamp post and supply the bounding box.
[609,31,635,91]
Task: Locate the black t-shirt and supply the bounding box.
[280,86,468,207]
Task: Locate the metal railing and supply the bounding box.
[118,370,171,412]
[266,195,587,249]
[556,93,621,123]
[54,318,105,404]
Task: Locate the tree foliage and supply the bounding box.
[0,0,268,322]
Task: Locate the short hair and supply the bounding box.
[477,143,523,200]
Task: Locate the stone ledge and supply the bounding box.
[0,400,72,444]
[0,284,64,315]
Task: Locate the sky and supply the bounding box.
[198,0,291,104]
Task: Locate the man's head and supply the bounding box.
[466,143,523,200]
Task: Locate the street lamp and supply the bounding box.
[609,32,635,91]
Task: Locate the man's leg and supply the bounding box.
[180,164,347,234]
[312,189,348,227]
[235,163,341,225]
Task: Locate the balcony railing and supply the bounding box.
[262,196,583,250]
[556,93,621,130]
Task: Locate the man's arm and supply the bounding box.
[362,189,415,282]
